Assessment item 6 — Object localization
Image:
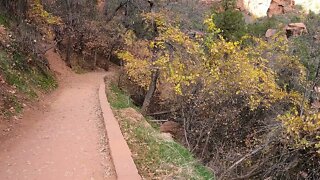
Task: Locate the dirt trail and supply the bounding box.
[0,50,116,179]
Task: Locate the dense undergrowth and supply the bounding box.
[106,81,214,179]
[0,5,57,119]
[114,0,320,179]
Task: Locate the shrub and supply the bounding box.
[212,9,247,41]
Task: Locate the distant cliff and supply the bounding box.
[239,0,320,18]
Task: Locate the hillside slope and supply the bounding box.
[0,23,57,135]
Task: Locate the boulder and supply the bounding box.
[267,0,294,17]
[311,101,320,109]
[265,29,277,38]
[119,108,144,123]
[237,0,245,11]
[242,0,272,17]
[285,23,308,38]
[160,121,181,135]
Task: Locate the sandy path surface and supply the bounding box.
[0,50,116,179]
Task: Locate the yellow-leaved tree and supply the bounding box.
[117,5,320,179]
[118,12,204,114]
[117,9,320,178]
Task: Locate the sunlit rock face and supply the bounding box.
[295,0,320,14]
[241,0,320,18]
[243,0,272,17]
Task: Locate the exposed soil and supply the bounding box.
[97,0,106,14]
[0,49,116,179]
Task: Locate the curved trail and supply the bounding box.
[0,50,116,179]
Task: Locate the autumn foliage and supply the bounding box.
[117,7,320,179]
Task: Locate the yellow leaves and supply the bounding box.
[117,49,151,89]
[118,10,320,160]
[120,12,305,117]
[203,35,289,109]
[119,12,205,96]
[151,41,166,50]
[279,108,320,153]
[204,15,221,34]
[124,30,136,46]
[150,41,155,49]
[174,84,182,95]
[117,51,134,62]
[29,0,62,25]
[210,34,305,110]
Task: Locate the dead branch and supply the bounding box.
[147,110,176,116]
[149,119,168,122]
[218,144,268,180]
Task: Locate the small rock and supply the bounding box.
[159,133,174,142]
[160,121,180,134]
[265,29,277,38]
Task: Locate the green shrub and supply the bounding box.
[213,9,247,41]
[247,17,279,37]
[0,13,8,26]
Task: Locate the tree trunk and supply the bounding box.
[64,0,73,68]
[18,0,28,18]
[93,49,97,70]
[141,69,159,115]
[141,0,158,116]
[65,34,72,68]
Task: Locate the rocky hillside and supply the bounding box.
[239,0,320,18]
